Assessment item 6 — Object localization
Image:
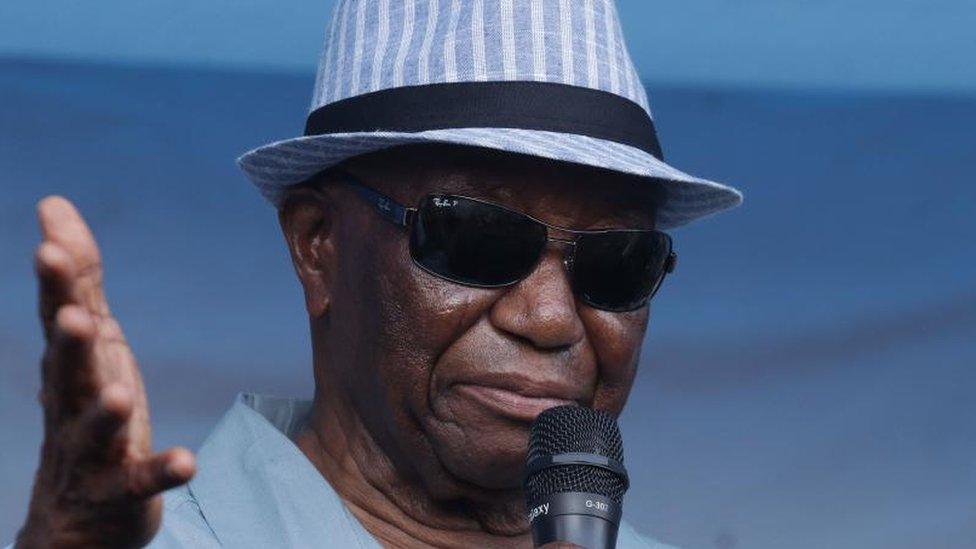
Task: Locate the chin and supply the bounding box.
[424,411,533,493]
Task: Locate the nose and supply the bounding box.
[489,247,585,350]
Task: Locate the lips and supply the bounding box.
[449,373,587,423]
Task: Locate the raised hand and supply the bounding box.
[16,196,195,548]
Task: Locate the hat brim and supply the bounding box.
[236,128,742,229]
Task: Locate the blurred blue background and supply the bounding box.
[2,1,974,548]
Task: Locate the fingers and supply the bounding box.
[80,388,194,500]
[128,447,196,499]
[87,383,134,457]
[35,196,134,414]
[35,240,77,342]
[36,195,111,319]
[30,196,186,518]
[40,305,99,416]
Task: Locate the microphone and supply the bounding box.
[523,405,630,549]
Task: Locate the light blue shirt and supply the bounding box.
[10,393,676,548]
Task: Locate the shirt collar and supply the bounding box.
[188,392,379,548]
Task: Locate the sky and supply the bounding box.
[1,0,975,92]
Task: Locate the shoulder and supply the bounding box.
[145,485,221,548]
[617,519,682,549]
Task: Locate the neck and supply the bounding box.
[295,387,532,548]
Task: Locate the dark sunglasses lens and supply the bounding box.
[572,231,671,311]
[410,195,547,286]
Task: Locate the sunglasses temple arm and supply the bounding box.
[342,176,414,227]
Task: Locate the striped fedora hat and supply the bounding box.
[237,0,742,229]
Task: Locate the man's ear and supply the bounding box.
[277,186,336,318]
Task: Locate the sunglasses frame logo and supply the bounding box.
[432,197,459,208]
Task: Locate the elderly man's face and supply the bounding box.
[284,144,659,530]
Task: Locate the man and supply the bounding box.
[12,1,741,547]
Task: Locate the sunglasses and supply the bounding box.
[334,172,676,312]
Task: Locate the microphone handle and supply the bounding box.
[529,492,621,549]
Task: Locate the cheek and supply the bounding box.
[580,306,649,411]
[371,237,499,411]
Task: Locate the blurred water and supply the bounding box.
[1,58,974,548]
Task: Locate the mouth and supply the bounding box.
[452,383,581,423]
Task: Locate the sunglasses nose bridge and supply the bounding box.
[543,235,577,274]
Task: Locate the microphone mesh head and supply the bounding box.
[525,405,627,504]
